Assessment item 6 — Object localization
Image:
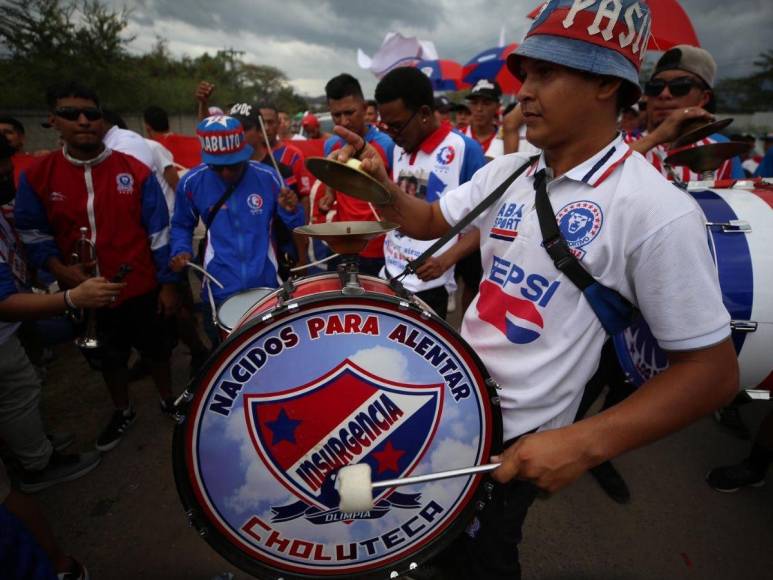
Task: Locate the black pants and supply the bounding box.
[416,285,449,320]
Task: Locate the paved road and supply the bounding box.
[35,337,771,580]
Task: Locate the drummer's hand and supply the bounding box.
[170,253,192,273]
[330,126,390,185]
[318,186,336,212]
[278,187,298,212]
[490,427,594,493]
[651,106,714,146]
[415,255,451,281]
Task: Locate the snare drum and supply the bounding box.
[173,272,502,579]
[216,288,274,336]
[614,182,773,391]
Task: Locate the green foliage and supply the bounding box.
[714,51,773,114]
[0,0,308,113]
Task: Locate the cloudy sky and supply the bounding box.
[111,0,772,97]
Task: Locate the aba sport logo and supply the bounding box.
[436,146,456,166]
[115,173,134,194]
[489,202,524,242]
[556,200,603,260]
[247,193,264,214]
[477,256,560,344]
[244,360,443,525]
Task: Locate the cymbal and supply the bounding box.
[670,118,733,150]
[294,221,398,255]
[305,157,392,204]
[664,141,751,173]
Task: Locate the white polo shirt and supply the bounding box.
[145,138,176,213]
[464,125,504,159]
[439,134,730,439]
[383,125,486,293]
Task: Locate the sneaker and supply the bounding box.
[47,431,75,452]
[95,407,136,452]
[706,459,766,493]
[19,451,101,493]
[58,557,90,580]
[714,406,750,439]
[590,461,631,504]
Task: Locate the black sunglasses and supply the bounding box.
[644,77,705,98]
[383,109,420,139]
[208,162,244,173]
[54,107,103,122]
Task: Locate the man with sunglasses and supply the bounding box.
[14,81,179,453]
[330,1,737,576]
[628,45,741,182]
[169,116,304,346]
[374,66,486,318]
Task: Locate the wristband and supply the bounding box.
[64,289,77,310]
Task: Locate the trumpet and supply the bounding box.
[70,226,100,349]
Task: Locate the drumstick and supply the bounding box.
[257,114,286,189]
[335,462,500,513]
[185,262,225,289]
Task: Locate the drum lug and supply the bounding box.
[705,220,751,233]
[261,312,274,322]
[730,320,758,333]
[420,309,432,319]
[287,301,300,312]
[485,377,501,390]
[398,300,412,311]
[490,395,501,406]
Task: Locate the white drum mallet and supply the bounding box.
[335,462,501,513]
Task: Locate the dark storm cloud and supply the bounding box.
[111,0,772,94]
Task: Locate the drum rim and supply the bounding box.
[216,287,276,331]
[174,291,503,579]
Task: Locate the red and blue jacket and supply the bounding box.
[14,148,175,305]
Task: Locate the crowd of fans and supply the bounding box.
[0,38,771,579]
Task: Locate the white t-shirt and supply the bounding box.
[144,138,176,213]
[439,134,730,439]
[103,126,154,169]
[383,125,486,293]
[464,125,504,159]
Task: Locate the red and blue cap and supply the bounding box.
[196,115,253,165]
[508,0,652,103]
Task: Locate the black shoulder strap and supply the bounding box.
[533,169,638,334]
[204,168,247,230]
[394,155,539,281]
[533,170,597,290]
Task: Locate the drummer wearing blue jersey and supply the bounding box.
[330,1,738,577]
[169,116,304,346]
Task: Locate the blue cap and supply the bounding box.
[196,115,253,165]
[508,0,652,102]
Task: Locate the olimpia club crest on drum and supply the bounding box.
[175,274,500,578]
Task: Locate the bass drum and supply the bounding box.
[173,272,502,579]
[614,181,773,391]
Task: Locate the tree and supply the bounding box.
[0,0,308,114]
[715,51,773,114]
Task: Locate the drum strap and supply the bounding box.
[533,169,638,334]
[392,155,539,286]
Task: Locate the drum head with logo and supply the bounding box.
[173,290,501,579]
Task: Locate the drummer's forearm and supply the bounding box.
[377,185,451,240]
[440,229,480,266]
